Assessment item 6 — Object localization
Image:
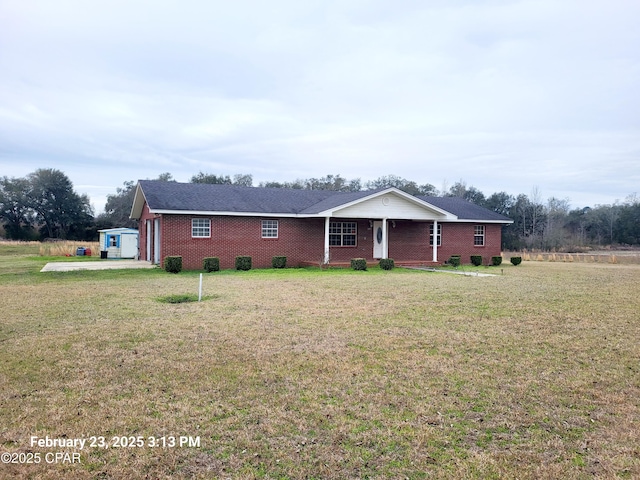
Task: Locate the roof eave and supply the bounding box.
[129,183,147,220]
[147,209,308,218]
[139,208,513,223]
[455,219,514,224]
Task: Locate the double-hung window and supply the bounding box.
[262,220,278,238]
[474,225,485,246]
[429,223,442,246]
[329,222,357,246]
[192,218,211,238]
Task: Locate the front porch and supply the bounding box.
[319,217,444,267]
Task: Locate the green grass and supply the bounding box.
[157,293,201,303]
[0,246,639,478]
[157,293,219,303]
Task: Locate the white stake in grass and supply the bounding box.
[198,273,203,302]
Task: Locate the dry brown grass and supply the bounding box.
[511,250,640,265]
[1,256,639,479]
[0,240,100,257]
[38,241,100,257]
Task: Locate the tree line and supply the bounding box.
[1,169,639,250]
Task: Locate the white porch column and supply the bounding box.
[324,216,331,264]
[382,218,388,259]
[432,220,438,263]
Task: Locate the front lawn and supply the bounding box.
[1,248,638,478]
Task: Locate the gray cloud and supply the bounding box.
[1,0,638,212]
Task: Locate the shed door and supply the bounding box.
[373,221,384,259]
[121,234,137,258]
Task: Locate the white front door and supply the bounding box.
[153,218,161,265]
[373,221,384,258]
[146,220,151,262]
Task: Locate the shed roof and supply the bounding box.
[130,180,512,223]
[98,227,139,234]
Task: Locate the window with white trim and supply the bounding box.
[474,225,485,246]
[192,218,211,238]
[329,222,357,246]
[261,219,278,238]
[429,223,441,246]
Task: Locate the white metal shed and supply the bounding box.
[98,228,139,259]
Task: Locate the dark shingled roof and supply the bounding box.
[137,180,511,222]
[298,189,387,214]
[138,180,341,214]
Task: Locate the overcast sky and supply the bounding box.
[1,0,638,214]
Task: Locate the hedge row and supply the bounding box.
[165,255,291,273]
[446,255,505,267]
[166,255,519,272]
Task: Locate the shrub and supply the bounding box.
[235,256,252,271]
[379,258,395,270]
[164,256,182,274]
[470,255,483,266]
[203,257,220,272]
[350,258,367,271]
[511,256,522,266]
[448,255,461,267]
[492,256,503,266]
[272,256,287,269]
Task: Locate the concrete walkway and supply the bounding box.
[41,260,156,272]
[402,266,497,277]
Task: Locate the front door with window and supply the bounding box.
[373,221,384,258]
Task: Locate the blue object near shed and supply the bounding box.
[98,228,139,259]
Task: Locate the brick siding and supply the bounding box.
[137,202,503,269]
[389,221,502,264]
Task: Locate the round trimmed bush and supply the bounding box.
[350,258,367,271]
[272,256,287,269]
[492,256,503,266]
[235,256,252,271]
[164,256,182,274]
[510,256,522,266]
[470,255,483,266]
[203,257,220,272]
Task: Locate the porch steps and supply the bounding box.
[395,261,441,268]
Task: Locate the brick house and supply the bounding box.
[130,180,512,270]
